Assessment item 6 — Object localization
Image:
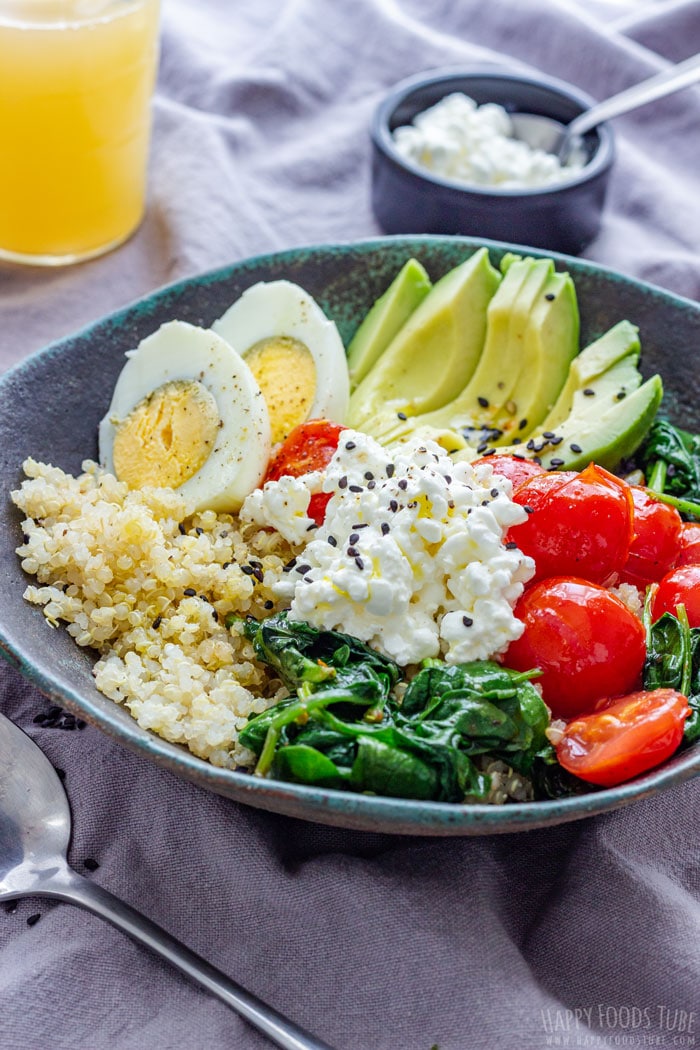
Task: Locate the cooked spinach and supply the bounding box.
[238,614,550,803]
[643,599,700,745]
[638,418,700,518]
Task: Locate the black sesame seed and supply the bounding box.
[355,557,364,571]
[526,439,536,451]
[397,411,407,421]
[477,396,489,408]
[462,616,473,627]
[389,499,399,512]
[352,523,369,529]
[241,565,254,576]
[524,505,535,514]
[512,437,521,445]
[264,600,274,610]
[84,858,100,872]
[184,587,196,596]
[349,484,363,493]
[542,431,555,439]
[306,523,318,531]
[616,391,627,401]
[345,441,356,450]
[367,480,376,490]
[444,475,452,484]
[327,535,337,547]
[583,388,595,397]
[178,523,187,535]
[482,448,496,457]
[195,527,204,536]
[347,547,358,558]
[338,476,348,489]
[364,471,374,481]
[296,564,311,575]
[545,292,555,301]
[152,615,162,630]
[26,913,41,927]
[381,522,390,536]
[476,443,488,455]
[550,458,565,468]
[349,533,360,545]
[398,479,408,491]
[212,609,219,621]
[513,454,525,461]
[533,456,542,466]
[519,419,528,430]
[549,436,563,446]
[570,443,582,454]
[222,561,232,569]
[505,541,518,550]
[252,567,264,583]
[386,464,395,478]
[490,488,499,498]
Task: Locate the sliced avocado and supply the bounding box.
[347,248,501,430]
[483,374,662,472]
[489,268,579,443]
[346,259,431,391]
[541,319,640,432]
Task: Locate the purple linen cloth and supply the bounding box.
[1,1,700,1047]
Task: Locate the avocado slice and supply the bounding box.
[541,319,641,432]
[370,256,577,448]
[346,258,431,391]
[347,248,501,430]
[488,268,579,443]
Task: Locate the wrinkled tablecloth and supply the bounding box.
[1,1,700,1047]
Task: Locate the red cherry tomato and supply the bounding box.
[618,487,682,587]
[651,564,700,627]
[472,454,546,492]
[677,523,700,566]
[506,463,634,585]
[264,419,346,525]
[504,577,646,719]
[556,689,689,787]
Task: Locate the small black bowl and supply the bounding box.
[371,67,615,255]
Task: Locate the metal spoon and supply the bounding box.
[511,51,700,164]
[0,712,334,1050]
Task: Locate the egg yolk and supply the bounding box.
[244,336,316,444]
[112,380,220,490]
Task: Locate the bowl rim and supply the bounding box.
[371,65,616,199]
[2,233,699,835]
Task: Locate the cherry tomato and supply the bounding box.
[472,454,546,492]
[556,689,689,787]
[677,523,700,566]
[651,564,700,627]
[506,463,634,585]
[264,419,346,525]
[618,487,682,587]
[504,577,646,719]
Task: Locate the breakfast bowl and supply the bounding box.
[370,68,616,255]
[1,235,699,836]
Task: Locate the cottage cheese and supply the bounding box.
[393,92,584,190]
[242,431,534,666]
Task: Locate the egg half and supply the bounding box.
[212,280,349,445]
[98,320,271,512]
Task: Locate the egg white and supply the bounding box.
[99,320,271,513]
[212,280,349,441]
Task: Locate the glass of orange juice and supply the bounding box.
[0,0,160,265]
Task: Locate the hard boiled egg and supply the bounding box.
[212,280,349,445]
[98,321,271,512]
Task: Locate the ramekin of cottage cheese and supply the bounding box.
[241,430,535,667]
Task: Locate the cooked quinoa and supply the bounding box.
[12,459,299,769]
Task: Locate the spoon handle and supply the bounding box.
[569,51,700,138]
[36,867,335,1050]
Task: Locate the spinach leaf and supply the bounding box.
[643,604,700,746]
[638,418,700,518]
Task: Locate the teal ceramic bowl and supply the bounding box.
[1,236,699,835]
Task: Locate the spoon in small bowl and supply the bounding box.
[0,711,334,1050]
[511,51,700,165]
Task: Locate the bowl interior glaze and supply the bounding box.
[1,236,699,835]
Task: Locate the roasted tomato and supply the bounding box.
[677,523,700,567]
[504,577,646,720]
[556,689,689,787]
[506,464,634,585]
[651,564,700,627]
[618,487,682,587]
[264,419,346,525]
[472,454,546,492]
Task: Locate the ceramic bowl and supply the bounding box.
[371,68,615,255]
[1,236,699,835]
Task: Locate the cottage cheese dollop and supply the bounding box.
[242,431,534,666]
[393,92,584,190]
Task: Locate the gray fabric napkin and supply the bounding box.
[1,1,700,1048]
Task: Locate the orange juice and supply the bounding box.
[0,0,160,264]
